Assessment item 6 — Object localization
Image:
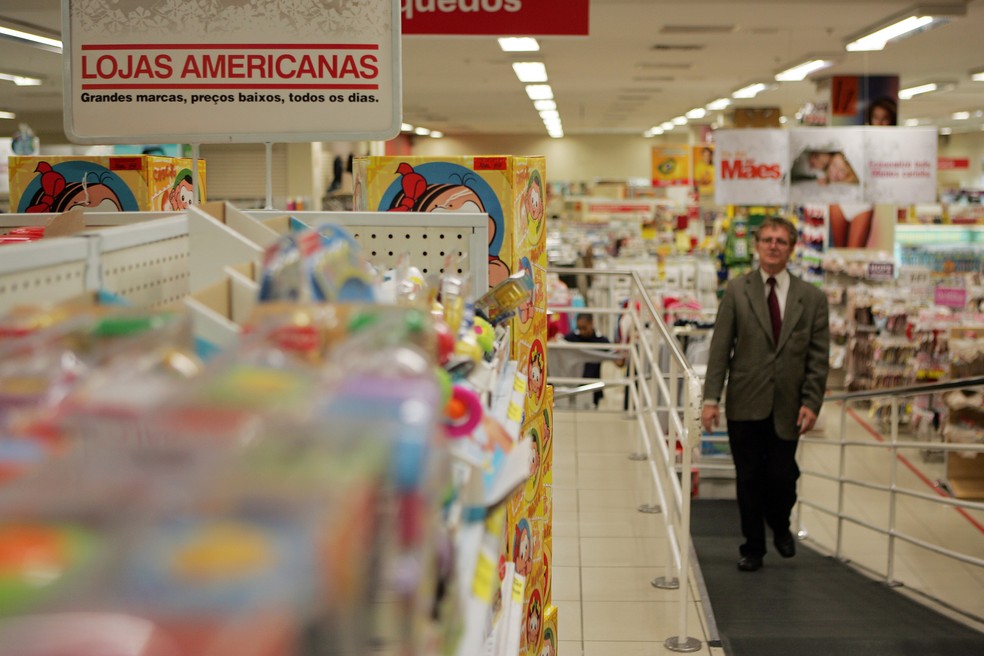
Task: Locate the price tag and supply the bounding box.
[472,551,497,602]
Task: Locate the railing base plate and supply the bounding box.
[664,636,702,653]
[652,576,679,589]
[638,503,662,514]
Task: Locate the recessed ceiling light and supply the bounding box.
[972,70,984,82]
[0,25,62,52]
[899,83,938,99]
[660,121,675,131]
[672,116,688,125]
[706,98,731,111]
[903,118,921,126]
[846,16,935,51]
[539,109,560,120]
[513,62,548,83]
[525,85,553,101]
[940,127,952,135]
[498,37,539,52]
[414,127,430,136]
[430,131,444,138]
[952,111,970,120]
[0,72,42,86]
[0,111,16,120]
[775,59,835,82]
[732,82,768,98]
[400,123,414,132]
[533,100,556,112]
[685,108,706,119]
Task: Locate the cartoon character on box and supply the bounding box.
[20,161,137,213]
[513,517,533,578]
[523,169,545,246]
[528,340,546,410]
[524,588,543,652]
[540,627,556,656]
[518,257,536,325]
[380,162,510,287]
[524,426,542,505]
[161,169,196,211]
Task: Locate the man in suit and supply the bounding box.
[701,216,829,572]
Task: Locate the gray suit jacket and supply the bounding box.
[703,269,829,440]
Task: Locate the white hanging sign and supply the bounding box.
[62,0,402,144]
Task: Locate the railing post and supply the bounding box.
[836,400,847,560]
[887,395,900,586]
[664,374,702,653]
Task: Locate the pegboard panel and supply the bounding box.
[350,227,470,276]
[246,211,489,290]
[0,262,89,315]
[100,235,192,309]
[0,238,93,315]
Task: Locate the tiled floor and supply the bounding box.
[552,409,725,656]
[552,399,984,656]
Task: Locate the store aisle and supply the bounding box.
[552,409,725,656]
[552,398,984,656]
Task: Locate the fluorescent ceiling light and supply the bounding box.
[660,121,675,131]
[0,25,62,52]
[513,62,548,83]
[732,82,767,98]
[775,59,834,82]
[899,83,937,99]
[952,111,970,120]
[847,15,934,51]
[539,109,560,120]
[414,127,431,136]
[525,84,553,100]
[533,99,556,111]
[972,70,984,82]
[499,37,540,52]
[401,123,414,131]
[548,131,564,139]
[685,108,706,119]
[903,118,921,126]
[672,116,688,125]
[543,118,562,129]
[430,131,444,138]
[651,126,664,135]
[0,72,42,86]
[0,111,16,120]
[779,116,788,124]
[706,98,731,110]
[940,127,952,135]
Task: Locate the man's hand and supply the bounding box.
[701,404,720,434]
[797,406,818,434]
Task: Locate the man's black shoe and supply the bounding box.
[737,555,763,572]
[774,533,796,558]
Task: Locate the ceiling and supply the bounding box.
[1,0,983,139]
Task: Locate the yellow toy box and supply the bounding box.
[8,155,206,213]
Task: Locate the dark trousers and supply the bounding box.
[728,415,800,558]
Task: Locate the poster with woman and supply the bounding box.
[789,127,865,205]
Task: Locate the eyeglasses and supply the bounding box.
[758,237,790,246]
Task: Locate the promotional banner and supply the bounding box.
[714,129,788,205]
[863,128,937,205]
[401,0,589,35]
[62,0,402,143]
[693,145,715,197]
[715,128,937,206]
[829,75,899,126]
[651,145,692,188]
[789,127,865,205]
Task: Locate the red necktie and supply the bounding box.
[767,276,781,345]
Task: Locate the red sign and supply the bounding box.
[402,0,589,36]
[934,286,967,309]
[938,157,970,170]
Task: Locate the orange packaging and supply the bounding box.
[8,155,206,213]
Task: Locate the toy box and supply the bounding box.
[8,155,206,213]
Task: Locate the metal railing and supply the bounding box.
[797,377,984,623]
[548,267,706,653]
